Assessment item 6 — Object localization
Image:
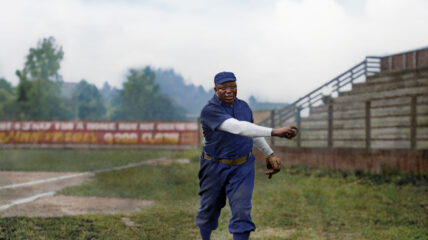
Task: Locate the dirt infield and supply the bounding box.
[0,158,189,217]
[0,195,153,217]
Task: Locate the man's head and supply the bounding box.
[214,72,237,106]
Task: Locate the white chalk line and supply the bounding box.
[0,192,55,211]
[0,172,90,190]
[0,158,168,212]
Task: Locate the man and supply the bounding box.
[196,71,298,240]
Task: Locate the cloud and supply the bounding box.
[0,0,427,103]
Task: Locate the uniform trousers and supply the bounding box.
[195,153,256,234]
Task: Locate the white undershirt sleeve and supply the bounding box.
[218,118,272,137]
[253,137,274,155]
[218,118,274,155]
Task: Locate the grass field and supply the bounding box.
[0,149,173,172]
[0,149,427,240]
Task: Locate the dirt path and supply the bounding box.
[0,158,189,217]
[0,195,153,217]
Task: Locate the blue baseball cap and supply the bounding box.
[214,72,236,84]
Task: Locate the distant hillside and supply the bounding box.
[60,70,288,119]
[248,96,288,111]
[154,69,213,117]
[154,69,289,115]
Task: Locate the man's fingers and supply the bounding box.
[265,169,279,175]
[265,170,273,179]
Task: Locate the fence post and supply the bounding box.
[197,117,203,147]
[388,56,392,71]
[327,99,333,148]
[364,59,368,76]
[413,51,417,68]
[410,96,417,149]
[270,109,275,146]
[365,101,371,149]
[295,107,301,147]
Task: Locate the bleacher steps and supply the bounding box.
[334,86,428,103]
[348,78,428,95]
[366,67,428,84]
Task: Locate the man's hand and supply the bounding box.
[265,153,281,179]
[271,126,298,139]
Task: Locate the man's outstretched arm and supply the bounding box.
[218,118,298,179]
[218,118,298,138]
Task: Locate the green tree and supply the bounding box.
[15,37,72,120]
[72,80,106,120]
[0,78,13,94]
[112,67,185,120]
[0,78,15,119]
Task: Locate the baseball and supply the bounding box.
[292,128,298,135]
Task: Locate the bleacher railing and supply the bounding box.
[260,57,381,128]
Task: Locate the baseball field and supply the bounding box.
[0,149,427,240]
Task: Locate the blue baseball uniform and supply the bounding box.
[196,94,256,236]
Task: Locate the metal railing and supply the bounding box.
[259,57,381,127]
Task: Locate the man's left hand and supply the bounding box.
[265,153,281,179]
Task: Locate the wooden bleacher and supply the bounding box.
[257,47,428,173]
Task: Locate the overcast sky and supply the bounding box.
[0,0,427,102]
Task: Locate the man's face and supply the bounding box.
[214,81,237,106]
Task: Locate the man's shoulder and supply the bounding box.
[201,98,221,116]
[235,98,252,110]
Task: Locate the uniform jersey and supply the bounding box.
[200,95,254,159]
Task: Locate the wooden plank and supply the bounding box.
[300,130,328,140]
[328,103,333,148]
[304,111,328,120]
[416,127,428,139]
[333,119,365,129]
[417,95,428,104]
[411,96,416,149]
[301,120,328,129]
[296,108,301,147]
[366,71,417,84]
[366,72,411,84]
[371,96,411,108]
[333,129,366,140]
[417,115,428,126]
[351,78,428,94]
[371,116,410,127]
[274,138,298,147]
[371,105,411,117]
[333,109,365,119]
[301,140,328,148]
[417,140,428,149]
[371,140,410,149]
[371,127,411,139]
[270,110,275,146]
[333,140,366,148]
[335,86,428,103]
[417,105,428,115]
[333,102,365,111]
[366,101,371,149]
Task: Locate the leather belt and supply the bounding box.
[203,152,249,166]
